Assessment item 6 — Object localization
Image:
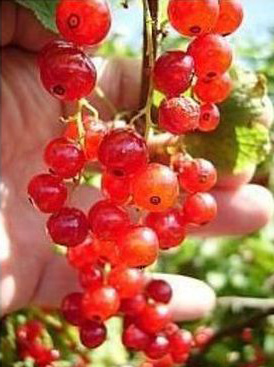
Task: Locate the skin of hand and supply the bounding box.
[1,2,273,319]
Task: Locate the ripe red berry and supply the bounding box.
[213,0,244,36]
[158,97,200,135]
[84,119,107,161]
[153,51,194,97]
[67,236,100,269]
[61,292,84,326]
[199,103,220,132]
[79,265,104,289]
[132,163,179,212]
[80,320,107,348]
[146,279,172,304]
[120,294,146,316]
[97,239,121,266]
[178,158,217,193]
[168,0,219,37]
[138,304,172,334]
[28,174,67,213]
[188,34,233,79]
[120,226,159,268]
[82,285,120,320]
[193,74,233,103]
[108,267,145,299]
[122,324,151,351]
[183,193,217,225]
[144,334,170,360]
[56,0,111,46]
[39,40,97,101]
[98,129,149,177]
[47,207,89,246]
[44,138,85,179]
[194,327,214,348]
[169,329,193,364]
[88,200,130,240]
[101,172,131,205]
[145,209,185,250]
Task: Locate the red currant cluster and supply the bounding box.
[27,0,244,366]
[16,321,60,367]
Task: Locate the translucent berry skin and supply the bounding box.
[47,207,89,247]
[168,0,219,37]
[80,320,107,348]
[56,0,111,46]
[101,172,131,205]
[183,193,217,225]
[122,324,151,351]
[108,267,145,299]
[88,200,130,240]
[28,174,67,213]
[132,163,179,212]
[193,74,233,104]
[120,294,146,316]
[44,138,85,179]
[97,239,121,266]
[199,103,220,132]
[120,226,159,268]
[138,304,172,334]
[146,279,172,304]
[213,0,244,36]
[82,286,120,321]
[98,129,149,177]
[158,97,200,135]
[169,330,193,364]
[153,51,194,97]
[144,335,170,360]
[61,292,84,326]
[187,34,233,79]
[67,236,100,269]
[145,209,185,250]
[178,158,217,193]
[79,265,104,289]
[39,40,97,101]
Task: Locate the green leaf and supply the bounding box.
[15,0,58,33]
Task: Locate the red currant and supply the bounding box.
[138,304,172,334]
[120,294,146,316]
[44,138,85,179]
[158,97,200,135]
[61,292,84,326]
[120,226,159,268]
[98,129,149,177]
[122,324,150,351]
[132,163,179,212]
[168,0,219,37]
[79,265,104,289]
[144,334,170,360]
[213,0,244,36]
[82,285,120,320]
[146,279,172,304]
[178,158,217,193]
[194,327,214,348]
[67,236,100,269]
[97,239,121,266]
[183,193,217,225]
[88,200,130,240]
[188,34,233,79]
[80,320,107,348]
[101,172,131,205]
[108,267,145,299]
[28,174,67,213]
[47,207,89,247]
[153,51,194,97]
[199,103,220,132]
[56,0,111,46]
[39,40,97,101]
[169,329,193,364]
[193,74,233,103]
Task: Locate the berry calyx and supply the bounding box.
[28,174,67,213]
[153,51,194,97]
[158,97,200,135]
[199,103,220,132]
[47,207,89,247]
[80,319,107,348]
[145,279,173,304]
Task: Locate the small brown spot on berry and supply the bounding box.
[68,14,80,29]
[190,25,201,34]
[202,113,210,121]
[53,85,65,96]
[150,196,161,205]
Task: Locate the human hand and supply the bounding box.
[1,2,273,318]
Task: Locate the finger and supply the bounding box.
[192,184,274,236]
[1,1,56,50]
[33,256,215,321]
